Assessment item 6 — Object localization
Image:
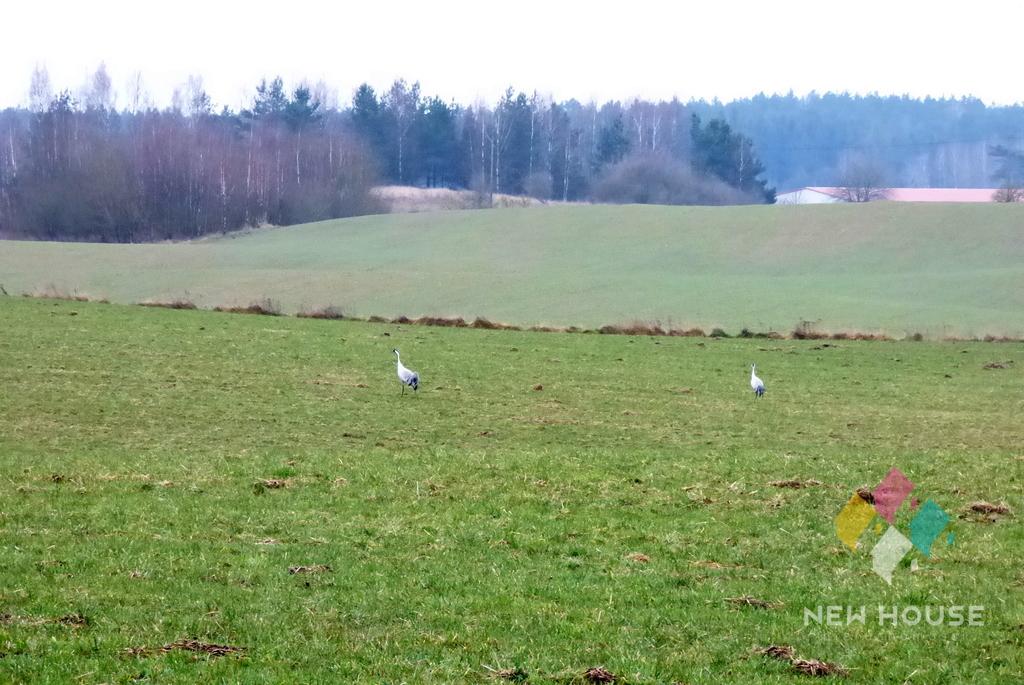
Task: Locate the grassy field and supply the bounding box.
[1,202,1023,336]
[0,296,1021,683]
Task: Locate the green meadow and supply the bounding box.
[2,202,1023,336]
[0,296,1020,683]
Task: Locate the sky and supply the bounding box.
[3,0,1022,110]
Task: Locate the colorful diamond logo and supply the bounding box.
[835,469,953,584]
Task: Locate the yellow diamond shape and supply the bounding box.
[836,493,876,550]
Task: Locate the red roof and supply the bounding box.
[804,187,998,202]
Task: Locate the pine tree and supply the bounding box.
[690,115,774,203]
[595,115,630,170]
[251,77,288,119]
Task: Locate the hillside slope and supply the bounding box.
[1,203,1022,335]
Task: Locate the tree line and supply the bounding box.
[3,65,1024,242]
[0,68,379,242]
[697,92,1024,191]
[0,67,779,241]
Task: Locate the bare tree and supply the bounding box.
[992,185,1023,202]
[125,72,147,114]
[383,79,420,183]
[28,64,52,113]
[184,75,212,118]
[837,156,890,202]
[83,62,114,111]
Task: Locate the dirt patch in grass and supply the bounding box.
[35,559,67,570]
[253,478,288,494]
[583,666,617,683]
[1,611,89,628]
[968,501,1011,515]
[855,487,875,504]
[759,645,795,660]
[692,560,742,570]
[963,501,1013,522]
[791,658,848,677]
[770,479,823,489]
[983,360,1014,369]
[757,645,848,677]
[485,665,529,682]
[727,595,781,609]
[625,552,651,563]
[288,564,331,575]
[125,639,247,658]
[57,612,89,627]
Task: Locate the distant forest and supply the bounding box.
[2,65,1024,242]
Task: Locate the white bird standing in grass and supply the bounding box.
[750,364,766,398]
[393,349,419,395]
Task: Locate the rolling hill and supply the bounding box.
[2,202,1022,335]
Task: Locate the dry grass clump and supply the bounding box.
[598,321,706,337]
[757,645,848,677]
[297,305,345,320]
[372,185,547,212]
[583,666,617,683]
[727,595,782,609]
[414,316,467,327]
[125,639,247,658]
[213,298,281,316]
[288,564,332,575]
[471,317,520,330]
[792,320,828,340]
[23,285,108,303]
[770,478,823,489]
[139,299,197,310]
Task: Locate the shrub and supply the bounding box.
[470,317,519,330]
[592,153,759,206]
[792,320,826,340]
[297,305,345,320]
[213,298,281,316]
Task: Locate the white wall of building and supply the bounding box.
[775,188,843,205]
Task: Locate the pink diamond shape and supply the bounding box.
[873,468,914,523]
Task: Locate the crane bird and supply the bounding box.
[750,364,766,398]
[392,349,419,395]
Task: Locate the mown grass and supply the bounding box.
[0,297,1021,683]
[1,202,1023,336]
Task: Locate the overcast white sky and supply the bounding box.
[3,1,1022,110]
